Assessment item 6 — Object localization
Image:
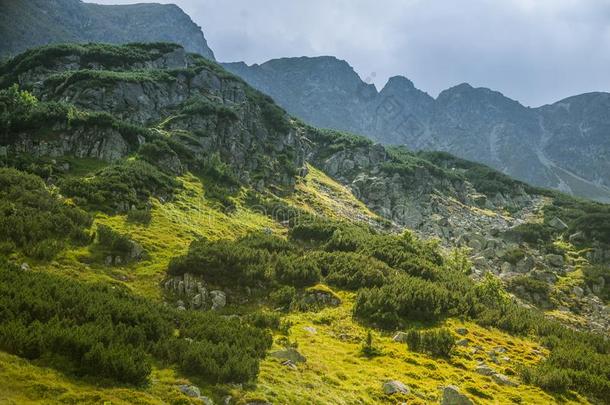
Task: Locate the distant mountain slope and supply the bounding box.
[223,58,610,202]
[0,0,215,60]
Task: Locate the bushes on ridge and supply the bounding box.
[0,266,271,386]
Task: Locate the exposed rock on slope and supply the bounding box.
[0,0,215,60]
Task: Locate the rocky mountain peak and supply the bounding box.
[0,0,216,60]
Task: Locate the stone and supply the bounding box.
[270,348,307,363]
[515,256,534,273]
[569,231,586,244]
[545,254,564,268]
[456,338,469,347]
[179,384,201,398]
[128,240,145,260]
[573,286,584,298]
[492,373,519,387]
[201,397,215,405]
[383,380,410,395]
[393,332,409,343]
[303,326,317,334]
[20,263,30,271]
[475,364,494,376]
[500,262,513,273]
[281,359,298,370]
[441,385,473,405]
[455,328,468,336]
[548,217,568,231]
[105,256,113,266]
[210,290,226,310]
[191,293,203,308]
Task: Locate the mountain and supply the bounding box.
[223,58,610,202]
[0,0,215,60]
[0,43,609,404]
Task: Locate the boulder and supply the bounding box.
[569,231,586,244]
[210,290,226,310]
[270,348,307,363]
[548,217,568,231]
[441,386,473,405]
[573,286,584,298]
[392,332,409,343]
[515,256,534,273]
[475,364,494,376]
[179,384,201,398]
[545,254,564,268]
[383,380,410,395]
[201,397,215,405]
[456,338,469,347]
[492,373,519,387]
[455,328,468,336]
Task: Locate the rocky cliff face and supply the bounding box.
[223,58,610,202]
[0,0,215,60]
[2,43,304,193]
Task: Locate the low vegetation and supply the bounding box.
[0,264,271,386]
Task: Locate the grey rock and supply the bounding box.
[548,217,568,231]
[456,338,469,347]
[573,286,585,298]
[20,263,31,271]
[201,397,215,405]
[210,290,226,310]
[441,385,473,405]
[270,348,307,363]
[545,254,564,268]
[393,332,409,343]
[492,373,519,387]
[179,384,201,398]
[455,328,468,336]
[475,364,494,376]
[383,380,410,395]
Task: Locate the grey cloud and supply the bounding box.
[88,0,610,106]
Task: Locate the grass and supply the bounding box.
[0,351,206,404]
[34,172,283,301]
[244,292,587,404]
[287,164,382,224]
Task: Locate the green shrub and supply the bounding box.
[0,168,91,259]
[0,266,271,386]
[405,328,456,357]
[511,223,554,244]
[61,159,180,212]
[353,274,451,328]
[312,251,391,289]
[168,238,273,287]
[270,286,296,309]
[275,255,321,287]
[501,248,526,265]
[360,330,383,358]
[126,208,152,225]
[244,311,281,330]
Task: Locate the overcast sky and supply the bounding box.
[88,0,610,107]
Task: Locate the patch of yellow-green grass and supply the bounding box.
[245,291,589,405]
[35,173,283,301]
[0,351,203,405]
[287,164,381,223]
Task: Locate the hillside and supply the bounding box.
[0,43,609,404]
[0,0,215,60]
[223,58,610,203]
